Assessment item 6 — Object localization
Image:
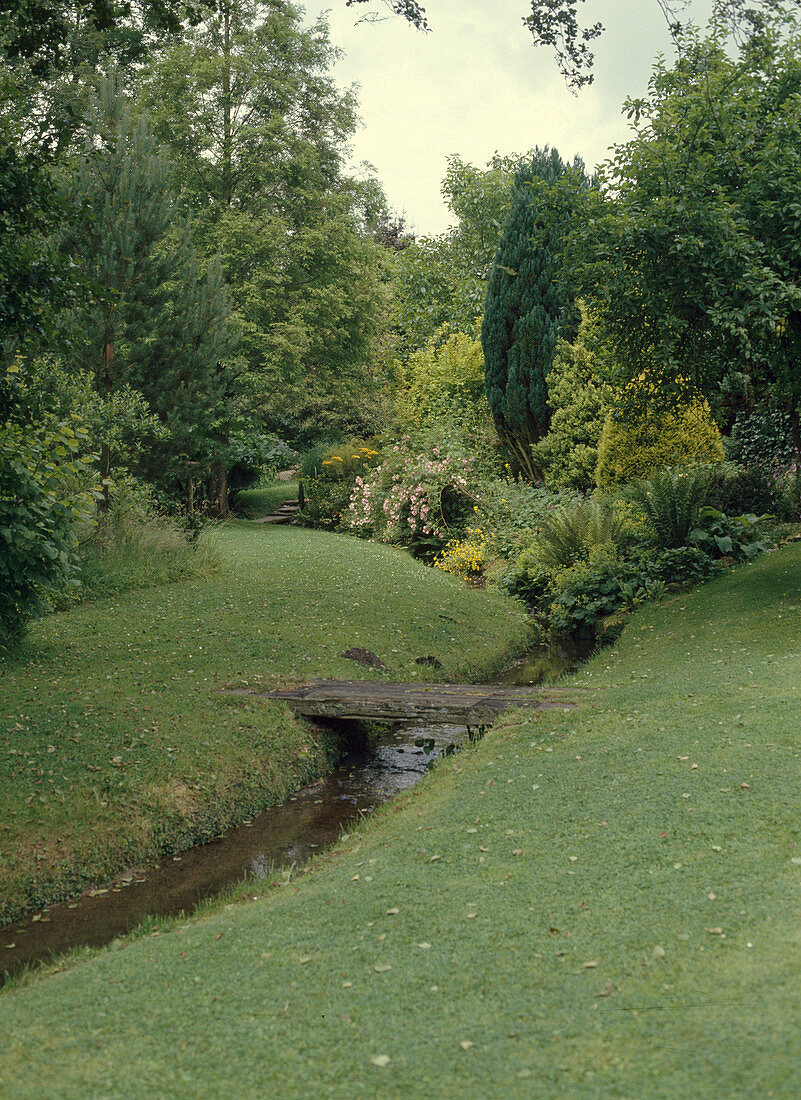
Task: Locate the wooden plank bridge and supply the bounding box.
[233,680,582,726]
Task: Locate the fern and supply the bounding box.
[625,466,712,549]
[533,498,628,569]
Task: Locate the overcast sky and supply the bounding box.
[309,0,714,236]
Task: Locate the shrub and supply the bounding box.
[434,526,488,580]
[646,546,723,587]
[529,302,615,490]
[498,548,553,605]
[347,435,478,557]
[400,328,490,432]
[689,508,773,562]
[727,408,796,471]
[547,557,629,640]
[703,462,779,517]
[625,466,713,550]
[595,398,724,488]
[298,441,382,531]
[474,479,583,559]
[0,357,98,649]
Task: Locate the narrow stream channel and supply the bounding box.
[0,723,466,984]
[1,642,586,985]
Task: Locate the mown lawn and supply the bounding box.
[2,542,800,1096]
[0,523,532,923]
[234,479,299,517]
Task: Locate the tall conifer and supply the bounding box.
[482,146,590,481]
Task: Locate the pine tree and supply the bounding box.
[65,67,240,511]
[482,146,591,481]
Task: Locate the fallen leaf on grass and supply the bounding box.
[373,963,392,972]
[429,855,442,863]
[706,927,725,935]
[597,981,613,997]
[370,1055,390,1067]
[582,960,598,969]
[386,908,399,915]
[416,942,432,950]
[459,1040,474,1051]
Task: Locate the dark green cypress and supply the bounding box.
[482,146,589,481]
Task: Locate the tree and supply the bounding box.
[64,67,239,507]
[0,356,97,649]
[137,0,389,447]
[391,153,519,355]
[578,21,801,447]
[482,146,592,481]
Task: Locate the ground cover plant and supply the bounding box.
[0,523,532,924]
[2,542,799,1096]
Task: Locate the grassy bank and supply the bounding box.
[234,479,299,517]
[2,546,800,1095]
[0,523,533,924]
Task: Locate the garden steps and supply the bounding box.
[251,499,300,524]
[225,680,585,725]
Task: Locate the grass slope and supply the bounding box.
[234,480,299,517]
[0,523,532,923]
[2,545,800,1095]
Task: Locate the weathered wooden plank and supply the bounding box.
[253,680,580,724]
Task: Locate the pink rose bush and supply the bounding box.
[347,437,478,557]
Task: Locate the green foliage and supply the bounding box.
[78,476,220,598]
[624,466,714,550]
[528,497,633,570]
[530,302,615,489]
[727,408,797,472]
[646,545,723,587]
[227,434,296,494]
[546,557,629,639]
[0,73,72,359]
[497,548,553,605]
[0,357,98,648]
[473,479,581,560]
[137,1,388,450]
[689,508,773,561]
[299,442,382,532]
[482,147,593,481]
[595,398,724,488]
[579,22,801,434]
[704,462,780,518]
[401,328,489,431]
[65,67,239,507]
[390,153,520,356]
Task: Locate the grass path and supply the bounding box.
[2,544,800,1095]
[0,523,532,923]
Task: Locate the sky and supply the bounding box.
[308,0,713,236]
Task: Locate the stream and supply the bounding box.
[1,642,584,985]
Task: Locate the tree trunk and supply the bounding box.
[222,8,233,207]
[210,460,229,517]
[99,339,114,511]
